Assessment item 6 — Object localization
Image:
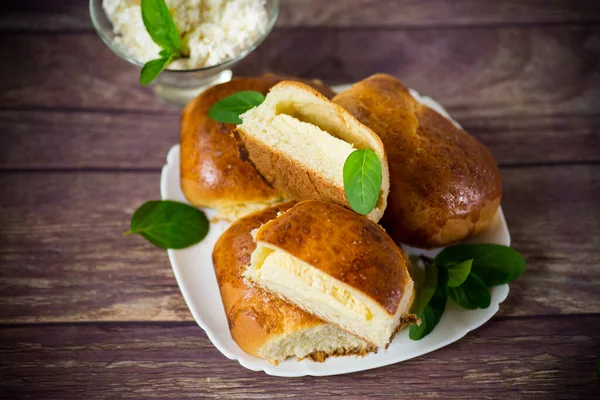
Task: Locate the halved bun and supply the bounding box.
[235,81,390,222]
[245,200,417,348]
[180,75,336,221]
[333,74,502,248]
[212,202,374,363]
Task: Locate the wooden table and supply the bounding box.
[1,1,599,398]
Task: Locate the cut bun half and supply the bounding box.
[212,202,375,363]
[235,81,389,222]
[245,200,418,349]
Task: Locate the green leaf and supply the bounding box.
[124,200,209,249]
[446,259,473,288]
[435,268,449,297]
[141,0,182,53]
[343,149,383,215]
[208,91,266,124]
[409,291,447,341]
[435,244,525,286]
[411,259,438,314]
[140,55,173,85]
[447,272,491,309]
[410,268,447,341]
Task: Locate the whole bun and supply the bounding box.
[334,74,501,248]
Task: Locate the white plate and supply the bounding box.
[160,85,511,377]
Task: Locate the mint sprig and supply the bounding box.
[139,0,183,85]
[410,243,525,341]
[435,244,525,286]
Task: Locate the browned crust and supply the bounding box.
[333,74,502,248]
[180,74,335,209]
[388,314,421,347]
[305,344,378,363]
[233,129,350,209]
[256,200,413,317]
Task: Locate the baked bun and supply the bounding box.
[245,200,417,348]
[235,81,389,222]
[181,75,336,221]
[212,202,374,363]
[333,74,502,248]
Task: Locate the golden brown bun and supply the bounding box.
[255,200,414,316]
[212,202,374,361]
[234,81,390,222]
[212,201,317,357]
[180,75,336,214]
[333,74,502,248]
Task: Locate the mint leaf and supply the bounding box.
[410,268,447,341]
[410,290,447,340]
[140,55,174,85]
[435,244,525,286]
[343,149,383,215]
[138,0,183,85]
[141,0,182,53]
[446,259,473,288]
[447,272,491,309]
[124,200,209,249]
[411,259,438,314]
[208,91,266,124]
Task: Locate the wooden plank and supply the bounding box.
[1,111,599,169]
[1,0,91,32]
[501,164,600,316]
[280,0,600,27]
[0,165,598,323]
[2,0,600,31]
[1,26,598,117]
[0,171,192,323]
[0,110,179,169]
[0,316,598,398]
[266,26,600,118]
[468,114,600,165]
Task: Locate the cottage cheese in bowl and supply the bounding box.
[103,0,269,70]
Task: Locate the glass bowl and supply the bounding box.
[90,0,279,106]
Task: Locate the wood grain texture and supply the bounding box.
[1,111,599,170]
[0,110,179,169]
[2,0,600,31]
[0,165,598,323]
[0,172,192,323]
[1,316,598,399]
[1,26,599,117]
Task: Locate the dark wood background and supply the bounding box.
[1,1,599,398]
